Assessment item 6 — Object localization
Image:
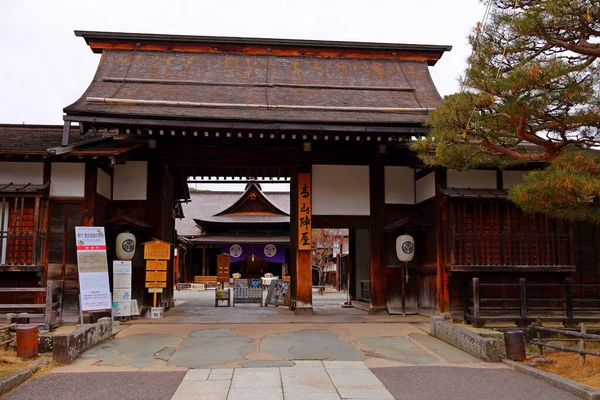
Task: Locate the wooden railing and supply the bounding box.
[359,280,370,302]
[466,277,600,327]
[0,196,45,268]
[530,323,600,366]
[0,281,61,330]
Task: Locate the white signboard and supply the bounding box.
[75,227,112,311]
[113,260,132,317]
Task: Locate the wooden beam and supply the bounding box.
[369,160,387,314]
[435,168,449,313]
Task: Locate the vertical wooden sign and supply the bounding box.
[217,254,231,283]
[297,173,312,250]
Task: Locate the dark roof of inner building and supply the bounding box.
[176,191,290,236]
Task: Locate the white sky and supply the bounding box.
[0,0,485,191]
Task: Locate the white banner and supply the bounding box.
[75,227,111,311]
[113,260,132,317]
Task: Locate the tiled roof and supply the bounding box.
[0,125,94,153]
[65,47,444,125]
[176,191,290,235]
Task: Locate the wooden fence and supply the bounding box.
[530,323,600,366]
[466,277,600,327]
[0,281,62,330]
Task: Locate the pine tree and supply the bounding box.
[412,0,600,221]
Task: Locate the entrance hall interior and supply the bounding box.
[173,172,373,320]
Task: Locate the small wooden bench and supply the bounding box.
[194,276,219,288]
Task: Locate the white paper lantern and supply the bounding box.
[116,231,136,261]
[396,234,415,262]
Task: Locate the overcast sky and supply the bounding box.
[0,0,485,191]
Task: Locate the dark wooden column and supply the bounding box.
[82,162,98,226]
[291,167,313,314]
[369,160,387,313]
[435,168,449,313]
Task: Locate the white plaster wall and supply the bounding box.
[50,163,85,197]
[97,168,112,199]
[384,166,415,204]
[447,170,496,189]
[415,172,435,203]
[312,165,369,215]
[113,161,147,200]
[503,170,529,189]
[0,162,44,184]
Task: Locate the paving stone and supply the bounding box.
[354,337,437,365]
[208,369,234,380]
[83,334,182,368]
[169,334,254,368]
[282,372,337,393]
[260,330,364,361]
[227,387,283,400]
[171,380,230,400]
[231,367,281,388]
[189,329,234,338]
[240,360,294,368]
[324,361,369,370]
[408,332,482,363]
[290,361,324,369]
[284,393,341,400]
[327,369,394,399]
[183,369,211,381]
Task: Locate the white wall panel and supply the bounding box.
[415,172,435,203]
[97,168,112,199]
[503,170,528,189]
[0,162,43,184]
[312,165,369,215]
[384,166,415,204]
[113,161,147,200]
[447,170,496,189]
[50,163,85,197]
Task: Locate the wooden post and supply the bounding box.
[579,323,587,366]
[565,278,574,319]
[536,318,544,356]
[202,244,207,276]
[292,170,313,314]
[472,277,480,321]
[435,168,449,313]
[519,278,527,319]
[369,161,386,314]
[44,281,53,331]
[82,162,98,227]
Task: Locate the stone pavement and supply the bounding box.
[171,361,394,400]
[1,291,582,399]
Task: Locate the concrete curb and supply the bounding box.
[0,359,50,395]
[429,316,503,362]
[502,359,600,400]
[52,317,112,364]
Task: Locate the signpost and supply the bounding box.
[216,254,230,285]
[75,227,111,321]
[143,239,171,309]
[113,260,132,317]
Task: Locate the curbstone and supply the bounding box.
[502,359,600,400]
[429,317,503,362]
[0,368,34,395]
[52,317,112,364]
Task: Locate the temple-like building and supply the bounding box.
[0,31,598,325]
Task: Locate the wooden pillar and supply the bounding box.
[291,168,313,314]
[369,160,387,313]
[202,243,207,276]
[82,162,97,227]
[435,168,449,313]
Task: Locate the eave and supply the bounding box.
[75,30,452,65]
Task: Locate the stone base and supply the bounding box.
[53,317,112,364]
[430,316,504,362]
[294,307,314,316]
[368,306,388,315]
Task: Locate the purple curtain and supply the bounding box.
[220,243,286,263]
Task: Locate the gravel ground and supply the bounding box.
[371,366,579,400]
[3,372,186,400]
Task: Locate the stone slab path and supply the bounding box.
[171,361,394,400]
